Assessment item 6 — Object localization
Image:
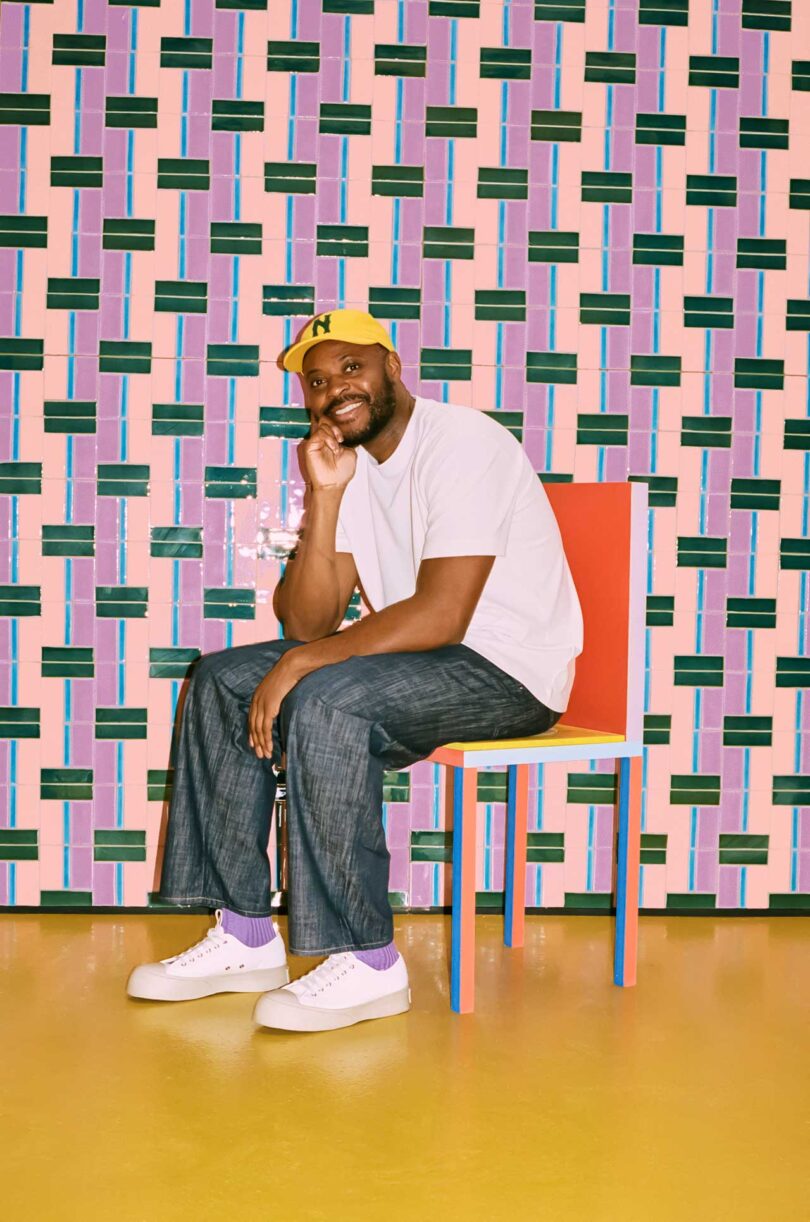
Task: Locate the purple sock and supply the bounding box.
[353,942,399,971]
[220,908,276,948]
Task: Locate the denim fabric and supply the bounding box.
[158,640,560,956]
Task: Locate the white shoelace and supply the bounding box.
[163,919,228,966]
[293,953,356,996]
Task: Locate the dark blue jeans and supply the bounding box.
[158,640,559,956]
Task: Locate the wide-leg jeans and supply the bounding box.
[158,639,559,956]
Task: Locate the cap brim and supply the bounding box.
[281,335,394,374]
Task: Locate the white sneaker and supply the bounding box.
[126,910,289,1001]
[253,951,411,1032]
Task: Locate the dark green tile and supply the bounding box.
[477,167,528,201]
[260,407,310,439]
[52,33,106,67]
[95,707,148,740]
[42,524,94,558]
[474,289,526,322]
[0,92,50,125]
[319,102,372,136]
[156,158,210,191]
[211,222,262,256]
[369,287,421,321]
[628,474,678,508]
[532,110,582,142]
[526,351,577,384]
[42,646,94,679]
[742,0,791,32]
[98,340,152,375]
[577,413,628,446]
[647,595,674,627]
[0,215,47,249]
[529,231,579,262]
[96,586,148,618]
[0,708,40,739]
[316,225,369,258]
[265,162,317,194]
[633,233,684,266]
[41,767,93,801]
[635,112,686,145]
[727,597,776,629]
[723,716,773,747]
[102,219,155,252]
[206,344,259,378]
[97,463,150,497]
[149,648,200,680]
[376,43,427,77]
[105,95,158,128]
[0,586,41,617]
[150,526,203,559]
[688,55,739,88]
[204,466,257,498]
[425,106,478,138]
[212,99,264,131]
[152,403,204,437]
[674,655,724,687]
[160,36,213,69]
[0,462,41,495]
[423,226,475,261]
[480,47,532,80]
[686,175,737,207]
[730,478,780,511]
[681,415,732,448]
[0,338,44,372]
[666,892,717,911]
[585,51,636,84]
[204,588,256,620]
[677,536,727,568]
[371,164,424,198]
[670,774,721,805]
[267,40,320,72]
[420,348,472,381]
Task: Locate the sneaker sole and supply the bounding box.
[253,986,411,1032]
[127,963,290,1002]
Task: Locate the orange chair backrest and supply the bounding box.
[545,481,647,739]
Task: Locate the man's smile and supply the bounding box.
[330,399,367,421]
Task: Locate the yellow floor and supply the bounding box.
[1,914,806,1222]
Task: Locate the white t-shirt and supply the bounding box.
[334,397,583,712]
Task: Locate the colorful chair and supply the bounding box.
[428,481,648,1014]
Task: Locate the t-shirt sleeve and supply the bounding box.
[420,421,523,560]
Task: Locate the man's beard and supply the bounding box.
[328,371,397,448]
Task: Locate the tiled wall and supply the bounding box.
[0,0,808,914]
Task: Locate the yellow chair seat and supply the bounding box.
[437,723,626,753]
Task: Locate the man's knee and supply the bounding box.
[279,661,372,733]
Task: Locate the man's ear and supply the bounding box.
[384,348,402,381]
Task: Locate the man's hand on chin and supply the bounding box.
[248,648,312,760]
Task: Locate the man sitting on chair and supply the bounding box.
[127,310,583,1032]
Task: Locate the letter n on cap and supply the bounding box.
[312,313,332,337]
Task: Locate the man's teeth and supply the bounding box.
[334,402,362,417]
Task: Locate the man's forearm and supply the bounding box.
[275,488,345,640]
[284,592,464,680]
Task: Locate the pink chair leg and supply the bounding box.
[504,764,530,947]
[614,754,642,986]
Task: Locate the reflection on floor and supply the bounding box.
[1,913,806,1221]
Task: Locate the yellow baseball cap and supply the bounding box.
[280,308,395,374]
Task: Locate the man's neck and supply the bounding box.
[363,389,416,464]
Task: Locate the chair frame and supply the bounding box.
[430,481,648,1013]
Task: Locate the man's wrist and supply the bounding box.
[283,641,319,680]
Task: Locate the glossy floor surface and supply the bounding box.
[1,914,807,1221]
